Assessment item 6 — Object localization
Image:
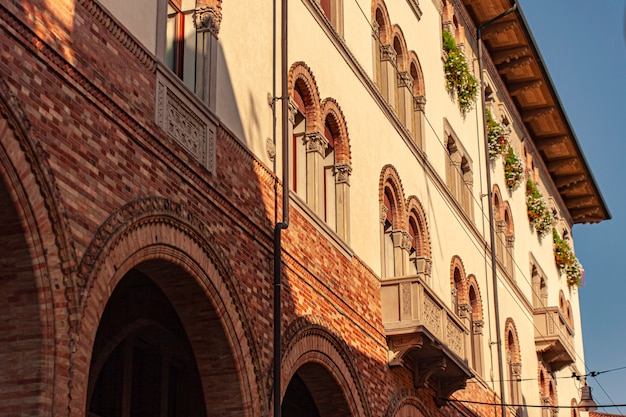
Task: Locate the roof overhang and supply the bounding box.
[462,0,610,224]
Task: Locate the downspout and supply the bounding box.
[273,0,289,416]
[477,4,517,417]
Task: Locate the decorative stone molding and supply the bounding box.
[155,69,217,174]
[511,361,522,378]
[388,335,424,367]
[413,357,446,388]
[496,219,507,233]
[334,163,352,184]
[303,130,329,154]
[458,303,471,320]
[193,5,222,36]
[397,71,414,89]
[371,19,380,38]
[473,319,484,335]
[380,204,389,224]
[506,235,516,247]
[380,44,397,64]
[413,95,426,112]
[406,0,423,20]
[266,138,276,162]
[401,230,413,251]
[288,99,299,124]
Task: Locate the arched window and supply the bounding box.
[320,0,344,35]
[379,166,406,278]
[392,29,411,129]
[406,196,431,280]
[445,126,473,219]
[383,188,398,277]
[505,319,523,416]
[468,277,484,377]
[163,0,220,106]
[322,116,337,229]
[372,4,395,105]
[531,264,548,308]
[503,203,515,277]
[452,267,463,315]
[409,58,426,149]
[292,83,308,196]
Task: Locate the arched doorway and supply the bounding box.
[87,269,207,417]
[282,362,352,417]
[0,173,47,416]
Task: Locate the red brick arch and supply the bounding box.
[408,52,426,98]
[372,0,392,45]
[379,164,407,230]
[280,315,371,417]
[467,274,483,320]
[391,25,409,72]
[321,97,351,166]
[70,199,262,417]
[450,255,468,305]
[406,195,431,258]
[504,317,521,363]
[289,61,322,132]
[384,388,429,417]
[0,86,74,416]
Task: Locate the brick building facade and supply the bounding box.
[0,0,609,416]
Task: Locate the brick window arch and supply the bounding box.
[445,121,473,219]
[468,275,484,376]
[320,98,352,241]
[372,1,392,94]
[379,165,407,278]
[408,54,426,149]
[505,318,523,412]
[502,202,515,277]
[406,196,431,278]
[449,256,468,316]
[392,27,411,127]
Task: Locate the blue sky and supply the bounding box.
[519,0,626,411]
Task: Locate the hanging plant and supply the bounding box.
[526,179,552,236]
[503,146,524,190]
[443,31,478,112]
[553,229,584,287]
[486,109,509,159]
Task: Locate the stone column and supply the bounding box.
[412,96,426,150]
[380,44,397,108]
[193,5,221,108]
[303,131,329,216]
[334,163,351,241]
[397,71,414,131]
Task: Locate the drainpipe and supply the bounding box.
[273,0,289,416]
[477,4,517,417]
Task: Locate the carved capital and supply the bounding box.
[303,131,328,154]
[388,335,424,367]
[473,319,484,335]
[458,303,472,319]
[397,71,413,89]
[506,235,515,247]
[511,361,522,377]
[413,95,426,112]
[334,163,352,184]
[193,5,222,36]
[266,138,276,162]
[372,19,380,37]
[380,44,397,64]
[380,204,389,224]
[288,99,299,124]
[496,219,507,233]
[401,230,413,251]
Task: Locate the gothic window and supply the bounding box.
[383,188,398,278]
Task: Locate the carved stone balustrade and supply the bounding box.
[533,306,575,372]
[381,275,472,406]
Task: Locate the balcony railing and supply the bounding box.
[533,306,575,371]
[381,274,472,406]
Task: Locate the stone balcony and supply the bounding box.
[533,306,575,372]
[381,275,472,406]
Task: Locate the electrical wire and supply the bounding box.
[305,0,621,411]
[447,398,626,409]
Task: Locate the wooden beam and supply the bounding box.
[522,106,555,122]
[482,20,517,37]
[565,195,596,209]
[554,174,586,189]
[492,46,530,65]
[535,135,569,148]
[569,207,601,221]
[496,56,532,73]
[508,80,542,96]
[547,157,578,172]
